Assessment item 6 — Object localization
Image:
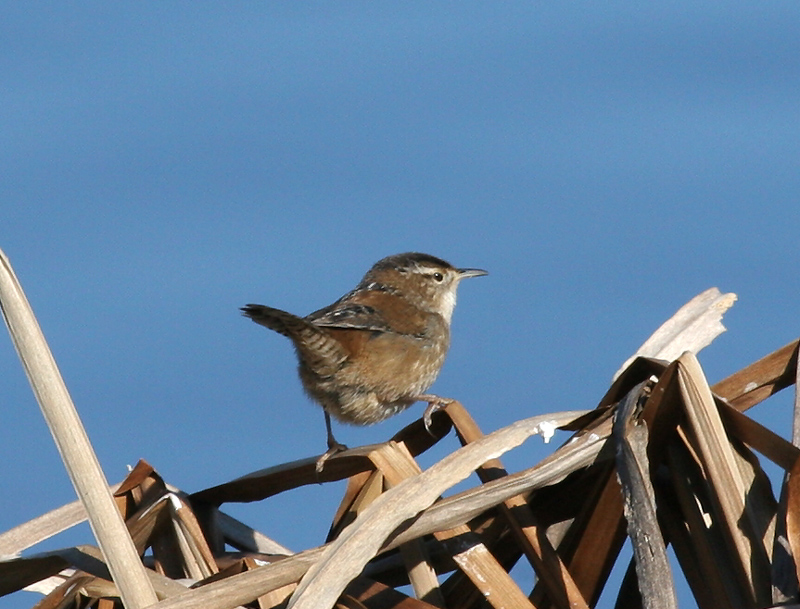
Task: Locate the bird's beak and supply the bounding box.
[457,268,488,279]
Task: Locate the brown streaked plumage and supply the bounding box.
[242,252,487,470]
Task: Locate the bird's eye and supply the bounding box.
[433,272,444,282]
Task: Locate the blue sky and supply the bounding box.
[2,4,800,608]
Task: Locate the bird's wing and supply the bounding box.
[307,290,430,337]
[241,304,348,375]
[307,301,394,333]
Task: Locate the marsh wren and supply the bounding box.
[242,252,487,469]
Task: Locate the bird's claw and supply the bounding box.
[316,440,348,474]
[421,396,454,435]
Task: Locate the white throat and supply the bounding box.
[439,287,458,324]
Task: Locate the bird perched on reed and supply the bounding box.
[242,252,487,470]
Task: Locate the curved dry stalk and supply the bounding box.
[287,410,590,609]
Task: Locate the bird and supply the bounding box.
[242,252,487,470]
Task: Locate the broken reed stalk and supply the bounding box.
[614,287,737,380]
[0,248,158,609]
[613,381,677,609]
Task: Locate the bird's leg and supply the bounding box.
[315,410,348,473]
[418,394,455,434]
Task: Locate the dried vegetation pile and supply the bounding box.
[3,248,800,609]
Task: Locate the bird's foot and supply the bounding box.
[316,439,349,474]
[419,394,455,435]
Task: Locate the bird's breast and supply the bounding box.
[340,320,449,398]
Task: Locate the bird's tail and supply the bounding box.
[241,304,348,375]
